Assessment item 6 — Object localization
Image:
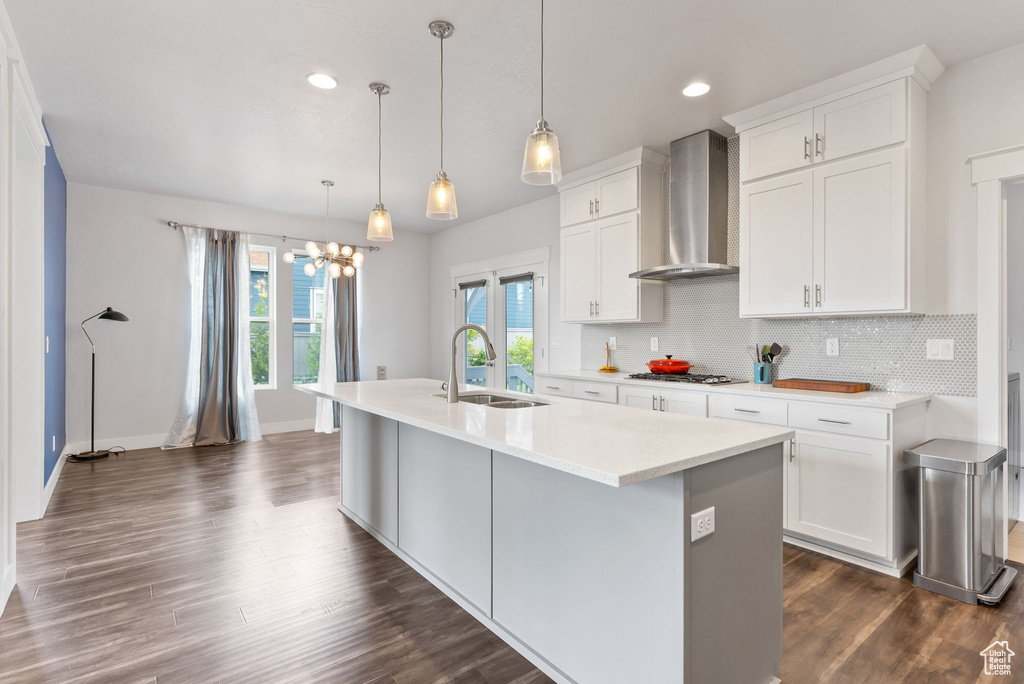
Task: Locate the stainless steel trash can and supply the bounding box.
[903,439,1017,605]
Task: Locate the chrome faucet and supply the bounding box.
[445,324,497,403]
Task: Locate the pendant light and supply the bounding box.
[367,82,394,242]
[426,20,457,220]
[521,0,561,185]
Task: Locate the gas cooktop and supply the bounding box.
[626,372,745,385]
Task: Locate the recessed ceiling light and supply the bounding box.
[307,73,338,89]
[682,82,710,97]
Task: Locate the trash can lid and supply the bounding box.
[903,439,1006,475]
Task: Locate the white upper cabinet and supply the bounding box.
[740,110,814,182]
[740,171,814,317]
[813,80,906,164]
[557,147,666,323]
[727,46,943,318]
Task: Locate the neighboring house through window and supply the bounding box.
[292,255,325,384]
[248,246,275,388]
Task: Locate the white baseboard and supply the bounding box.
[65,420,316,455]
[1,562,15,618]
[41,447,70,516]
[784,534,916,578]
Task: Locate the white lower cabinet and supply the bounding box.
[787,430,889,558]
[618,385,707,416]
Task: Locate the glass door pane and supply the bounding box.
[463,285,487,388]
[504,280,534,393]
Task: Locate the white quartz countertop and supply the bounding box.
[296,378,793,487]
[538,369,933,409]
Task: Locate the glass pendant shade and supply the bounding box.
[352,252,365,268]
[343,265,356,277]
[303,262,317,277]
[426,171,458,220]
[328,262,343,279]
[283,251,296,264]
[521,120,562,185]
[326,242,340,258]
[367,203,394,242]
[305,241,321,259]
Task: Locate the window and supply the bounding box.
[292,255,325,384]
[248,246,275,388]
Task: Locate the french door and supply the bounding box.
[453,256,547,395]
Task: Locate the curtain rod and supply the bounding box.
[166,221,381,251]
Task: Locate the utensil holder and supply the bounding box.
[754,362,772,385]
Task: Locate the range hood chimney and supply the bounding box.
[629,130,737,280]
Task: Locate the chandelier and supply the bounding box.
[282,180,364,278]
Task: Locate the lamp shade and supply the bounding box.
[426,171,458,220]
[97,307,129,322]
[521,120,562,185]
[367,203,393,242]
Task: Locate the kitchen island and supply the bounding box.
[299,378,794,684]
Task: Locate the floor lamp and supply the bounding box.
[72,307,129,462]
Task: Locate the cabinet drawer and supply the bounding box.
[536,377,573,397]
[788,402,889,440]
[709,394,787,425]
[572,381,618,403]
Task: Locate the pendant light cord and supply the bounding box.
[540,0,545,119]
[324,183,330,242]
[377,89,383,204]
[439,32,445,171]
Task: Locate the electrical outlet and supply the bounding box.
[690,506,715,541]
[826,338,840,357]
[650,337,659,352]
[376,365,387,380]
[926,339,954,361]
[609,337,617,350]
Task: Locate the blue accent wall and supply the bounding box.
[43,123,67,483]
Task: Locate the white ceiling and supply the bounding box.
[7,0,1024,234]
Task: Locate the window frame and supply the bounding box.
[290,251,325,386]
[248,244,276,390]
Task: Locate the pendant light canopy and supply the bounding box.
[521,0,562,185]
[367,82,394,242]
[426,20,458,220]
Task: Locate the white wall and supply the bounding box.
[428,195,580,379]
[1008,183,1024,379]
[65,183,431,450]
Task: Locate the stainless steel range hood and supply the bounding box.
[630,130,737,280]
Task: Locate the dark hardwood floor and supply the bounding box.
[0,431,1020,683]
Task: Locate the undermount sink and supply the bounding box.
[433,392,548,409]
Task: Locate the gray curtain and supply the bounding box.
[331,272,360,428]
[165,227,261,448]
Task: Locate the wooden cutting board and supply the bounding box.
[773,378,871,393]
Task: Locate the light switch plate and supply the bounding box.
[691,506,715,541]
[551,337,563,349]
[650,337,659,352]
[608,337,616,351]
[926,339,954,361]
[825,338,839,357]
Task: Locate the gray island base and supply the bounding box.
[300,379,792,684]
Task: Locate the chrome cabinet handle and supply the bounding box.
[660,396,666,411]
[734,408,761,414]
[594,199,600,216]
[789,440,796,462]
[804,136,811,161]
[815,133,823,157]
[818,418,851,425]
[815,285,822,307]
[595,301,600,315]
[589,199,594,217]
[545,385,561,390]
[584,390,600,395]
[652,395,657,411]
[589,301,594,316]
[804,285,810,308]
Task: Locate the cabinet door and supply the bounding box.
[739,172,813,317]
[657,388,708,417]
[595,168,638,218]
[561,182,596,227]
[596,213,639,321]
[619,385,659,411]
[787,431,889,557]
[560,224,597,322]
[813,148,906,314]
[813,80,906,163]
[740,110,814,182]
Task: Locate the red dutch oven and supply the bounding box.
[646,355,691,375]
